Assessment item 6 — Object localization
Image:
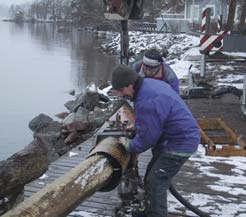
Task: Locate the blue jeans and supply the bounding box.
[144,152,189,217]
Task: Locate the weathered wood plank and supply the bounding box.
[22,133,245,217]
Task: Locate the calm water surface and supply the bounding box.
[0,21,118,160]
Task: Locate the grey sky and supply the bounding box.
[0,0,30,6]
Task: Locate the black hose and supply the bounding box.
[169,184,210,217]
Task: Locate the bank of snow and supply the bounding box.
[100,31,245,90]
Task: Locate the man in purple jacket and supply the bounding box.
[111,64,200,217]
[131,48,179,94]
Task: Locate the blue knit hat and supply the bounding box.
[111,65,139,90]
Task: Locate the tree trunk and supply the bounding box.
[0,137,49,199]
[239,0,246,33]
[226,0,237,31]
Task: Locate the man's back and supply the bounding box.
[133,78,200,154]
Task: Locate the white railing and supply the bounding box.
[160,14,185,19]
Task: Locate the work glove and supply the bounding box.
[120,138,132,152]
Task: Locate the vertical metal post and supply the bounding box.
[192,0,195,29]
[217,14,223,32]
[201,55,206,77]
[201,8,211,77]
[120,20,129,65]
[188,64,193,89]
[242,73,246,115]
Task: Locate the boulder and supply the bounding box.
[28,114,53,132]
[64,100,76,112]
[72,92,100,112]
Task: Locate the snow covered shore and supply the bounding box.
[100,31,246,90]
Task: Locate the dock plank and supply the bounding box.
[24,98,246,216]
[24,137,246,217]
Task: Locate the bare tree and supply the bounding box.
[226,0,237,30]
[239,0,246,33]
[71,0,104,25]
[61,0,73,20]
[28,0,72,21]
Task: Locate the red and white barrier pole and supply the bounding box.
[201,8,211,77]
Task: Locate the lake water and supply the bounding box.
[0,21,118,160]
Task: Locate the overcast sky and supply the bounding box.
[0,0,30,6]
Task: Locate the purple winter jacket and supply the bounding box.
[129,78,200,155]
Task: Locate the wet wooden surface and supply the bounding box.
[186,95,246,141]
[24,97,246,217]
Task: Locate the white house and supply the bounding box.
[184,0,243,24]
[156,0,243,33]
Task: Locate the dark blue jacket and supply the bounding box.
[131,60,180,94]
[129,78,200,155]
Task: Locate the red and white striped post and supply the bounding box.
[201,8,207,34]
[200,9,230,77]
[200,7,211,77]
[200,13,230,55]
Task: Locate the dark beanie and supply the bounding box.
[143,48,163,68]
[111,64,139,90]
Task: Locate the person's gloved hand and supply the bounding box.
[121,138,132,152]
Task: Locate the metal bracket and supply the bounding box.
[94,103,135,144]
[184,64,210,98]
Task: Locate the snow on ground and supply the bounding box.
[191,146,246,187]
[170,59,194,79]
[101,31,245,90]
[218,74,244,89]
[70,210,110,217]
[217,83,243,89]
[69,151,79,157]
[223,52,246,57]
[218,74,244,86]
[38,174,48,180]
[166,145,246,217]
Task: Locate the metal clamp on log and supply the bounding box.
[88,137,130,191]
[88,103,135,191]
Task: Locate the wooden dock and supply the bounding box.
[24,97,246,217]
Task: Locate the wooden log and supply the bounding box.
[2,137,130,217]
[0,138,49,199]
[2,155,114,217]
